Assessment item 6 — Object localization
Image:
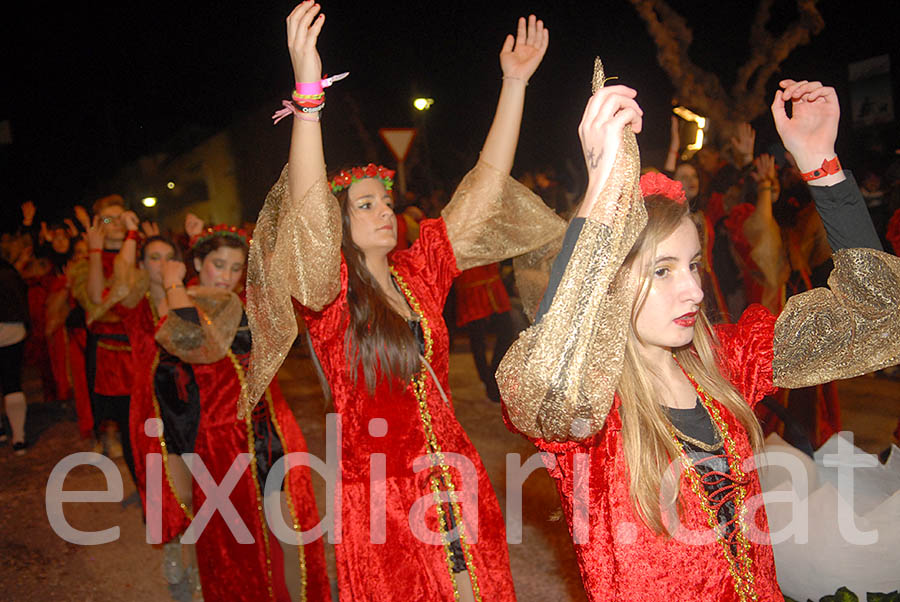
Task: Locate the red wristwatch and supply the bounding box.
[800,156,841,181]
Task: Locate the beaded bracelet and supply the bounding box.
[125,230,140,242]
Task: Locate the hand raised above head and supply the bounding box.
[499,15,549,83]
[577,85,643,215]
[286,1,325,83]
[771,79,840,174]
[141,221,161,237]
[73,205,91,230]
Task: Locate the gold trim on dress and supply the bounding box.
[392,268,482,602]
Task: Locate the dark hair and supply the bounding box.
[191,234,248,262]
[140,235,183,262]
[335,184,418,392]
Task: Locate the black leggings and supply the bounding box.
[0,341,25,395]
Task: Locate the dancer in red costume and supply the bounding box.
[105,220,329,601]
[243,3,562,600]
[71,195,136,471]
[498,72,900,601]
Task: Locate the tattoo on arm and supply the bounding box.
[587,148,602,170]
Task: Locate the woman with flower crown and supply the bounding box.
[103,215,330,601]
[497,67,900,601]
[242,3,564,600]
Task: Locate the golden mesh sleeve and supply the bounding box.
[155,287,244,364]
[70,256,148,324]
[242,164,342,415]
[442,161,566,272]
[512,233,564,323]
[773,248,900,388]
[497,129,646,441]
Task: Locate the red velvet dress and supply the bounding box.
[128,293,331,602]
[454,262,511,327]
[301,219,516,601]
[87,250,134,396]
[505,305,784,602]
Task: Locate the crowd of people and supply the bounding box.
[2,2,900,601]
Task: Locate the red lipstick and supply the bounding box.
[673,311,697,327]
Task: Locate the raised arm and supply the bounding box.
[286,1,327,199]
[771,79,881,251]
[243,1,342,414]
[441,16,563,272]
[479,15,548,173]
[498,82,646,442]
[770,80,900,387]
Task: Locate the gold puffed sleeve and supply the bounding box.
[442,160,566,272]
[70,255,149,325]
[242,164,342,415]
[497,104,645,442]
[773,248,900,388]
[155,287,244,364]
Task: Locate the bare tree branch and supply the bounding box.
[629,0,824,140]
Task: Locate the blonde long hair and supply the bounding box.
[617,195,764,534]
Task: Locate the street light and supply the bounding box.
[413,97,434,111]
[141,197,157,208]
[166,181,175,190]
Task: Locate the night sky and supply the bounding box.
[2,1,897,225]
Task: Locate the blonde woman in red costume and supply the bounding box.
[499,69,900,601]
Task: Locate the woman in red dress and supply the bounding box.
[106,218,330,602]
[243,4,562,600]
[498,73,900,601]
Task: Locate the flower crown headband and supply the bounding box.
[329,163,395,194]
[639,172,686,204]
[190,224,251,251]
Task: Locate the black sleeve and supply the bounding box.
[534,217,585,324]
[808,170,882,252]
[172,307,201,324]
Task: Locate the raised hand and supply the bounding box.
[730,122,756,167]
[21,201,36,226]
[87,215,105,250]
[121,211,140,232]
[577,85,643,218]
[141,221,161,237]
[286,1,325,83]
[499,15,549,83]
[771,79,840,175]
[750,154,780,199]
[73,205,91,231]
[184,213,204,238]
[63,218,79,237]
[40,221,51,242]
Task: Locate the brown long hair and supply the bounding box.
[336,184,419,392]
[618,195,764,534]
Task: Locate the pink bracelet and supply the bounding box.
[295,71,350,96]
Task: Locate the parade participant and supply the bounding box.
[71,195,136,472]
[498,71,899,601]
[243,3,562,600]
[135,223,330,601]
[0,256,30,455]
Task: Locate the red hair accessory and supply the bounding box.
[640,172,686,204]
[329,164,395,194]
[189,224,250,251]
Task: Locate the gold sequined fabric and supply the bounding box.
[155,287,244,364]
[442,161,566,272]
[513,233,564,322]
[773,247,900,387]
[497,60,647,441]
[242,165,342,415]
[70,256,149,325]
